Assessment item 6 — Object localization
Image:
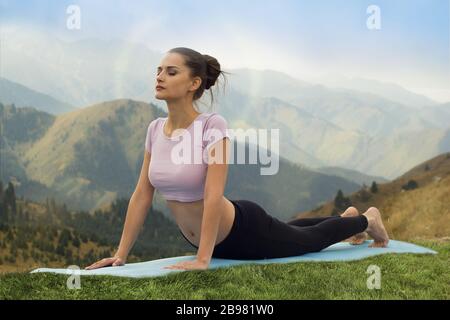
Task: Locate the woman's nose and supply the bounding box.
[156,71,165,81]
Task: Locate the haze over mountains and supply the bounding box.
[220,72,450,179]
[309,74,437,108]
[0,78,75,115]
[1,29,449,216]
[1,99,364,222]
[3,28,449,180]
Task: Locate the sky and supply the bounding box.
[1,0,449,101]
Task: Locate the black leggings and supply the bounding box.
[180,199,369,260]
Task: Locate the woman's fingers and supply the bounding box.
[112,258,124,266]
[85,261,98,270]
[89,260,108,269]
[85,256,127,270]
[85,261,101,270]
[85,258,114,270]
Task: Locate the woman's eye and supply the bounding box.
[156,70,176,75]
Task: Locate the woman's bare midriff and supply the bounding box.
[166,196,236,248]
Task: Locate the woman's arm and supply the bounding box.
[85,151,154,269]
[114,191,153,259]
[164,138,231,271]
[197,138,230,264]
[115,150,155,258]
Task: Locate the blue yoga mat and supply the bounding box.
[30,240,437,278]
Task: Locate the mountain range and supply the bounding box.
[1,99,369,222]
[4,31,449,179]
[1,30,449,218]
[296,152,450,241]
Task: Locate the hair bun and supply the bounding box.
[203,54,221,89]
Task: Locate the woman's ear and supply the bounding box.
[190,76,202,92]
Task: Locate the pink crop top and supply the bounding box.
[144,112,231,202]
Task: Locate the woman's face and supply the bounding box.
[155,52,201,101]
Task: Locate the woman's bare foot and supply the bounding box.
[362,207,389,248]
[340,207,368,245]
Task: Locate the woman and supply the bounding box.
[85,47,389,271]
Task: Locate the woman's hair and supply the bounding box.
[168,47,230,108]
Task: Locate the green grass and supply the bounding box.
[1,240,449,300]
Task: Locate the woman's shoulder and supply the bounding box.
[203,112,228,127]
[202,111,226,121]
[146,117,164,137]
[148,117,164,127]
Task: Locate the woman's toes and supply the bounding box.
[349,232,368,245]
[364,208,389,244]
[369,239,389,248]
[341,206,359,218]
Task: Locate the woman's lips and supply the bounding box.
[156,86,165,90]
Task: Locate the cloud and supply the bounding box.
[1,0,448,100]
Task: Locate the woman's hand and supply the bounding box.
[85,256,126,270]
[163,259,209,271]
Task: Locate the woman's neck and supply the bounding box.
[165,100,201,130]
